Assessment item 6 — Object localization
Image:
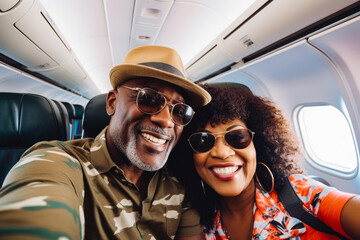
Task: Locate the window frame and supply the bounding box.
[293,103,359,178]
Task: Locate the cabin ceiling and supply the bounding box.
[39,0,255,93]
[1,0,358,101]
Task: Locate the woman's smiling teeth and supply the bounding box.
[141,133,166,144]
[211,166,240,176]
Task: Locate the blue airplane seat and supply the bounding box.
[73,104,85,139]
[61,101,75,139]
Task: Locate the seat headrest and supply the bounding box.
[83,93,110,138]
[73,104,84,119]
[61,101,75,119]
[0,93,65,147]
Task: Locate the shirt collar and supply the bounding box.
[90,127,117,173]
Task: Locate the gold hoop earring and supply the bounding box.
[201,179,206,196]
[255,162,274,193]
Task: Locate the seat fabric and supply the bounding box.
[0,93,66,186]
[73,104,85,139]
[82,93,110,138]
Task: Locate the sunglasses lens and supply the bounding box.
[137,88,165,114]
[136,88,194,126]
[225,129,252,149]
[172,104,194,126]
[189,132,215,153]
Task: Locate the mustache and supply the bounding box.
[135,125,172,139]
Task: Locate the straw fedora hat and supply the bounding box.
[109,45,211,107]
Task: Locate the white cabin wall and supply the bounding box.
[202,16,360,194]
[309,15,360,153]
[0,64,89,106]
[242,41,359,194]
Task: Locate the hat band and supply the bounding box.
[138,62,185,78]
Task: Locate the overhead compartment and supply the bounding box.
[185,43,238,81]
[0,0,99,98]
[186,0,359,81]
[0,0,19,12]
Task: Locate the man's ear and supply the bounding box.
[106,90,117,116]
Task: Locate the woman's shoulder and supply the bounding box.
[287,174,339,213]
[288,174,335,196]
[289,174,331,188]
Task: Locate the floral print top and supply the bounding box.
[202,174,355,240]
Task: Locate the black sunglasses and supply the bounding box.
[121,86,195,126]
[188,127,255,153]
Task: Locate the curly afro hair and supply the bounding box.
[168,84,304,229]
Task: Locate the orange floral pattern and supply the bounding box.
[202,174,354,240]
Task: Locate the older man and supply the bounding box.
[0,45,211,239]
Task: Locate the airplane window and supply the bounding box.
[297,105,358,173]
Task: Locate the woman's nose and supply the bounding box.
[210,137,235,159]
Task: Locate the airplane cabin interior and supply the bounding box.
[0,0,360,193]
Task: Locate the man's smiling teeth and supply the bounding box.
[212,166,239,176]
[141,133,166,144]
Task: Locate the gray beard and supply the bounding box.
[113,126,173,171]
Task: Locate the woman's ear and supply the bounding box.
[106,90,117,116]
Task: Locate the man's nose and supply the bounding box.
[149,105,175,128]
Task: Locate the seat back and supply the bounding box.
[61,101,75,139]
[82,93,110,138]
[53,100,70,140]
[73,104,84,139]
[0,93,66,186]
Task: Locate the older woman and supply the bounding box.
[168,85,360,240]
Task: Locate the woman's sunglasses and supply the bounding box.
[121,86,195,126]
[188,127,255,153]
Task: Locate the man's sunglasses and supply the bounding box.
[121,86,195,126]
[188,127,255,153]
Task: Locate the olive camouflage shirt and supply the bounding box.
[0,128,201,239]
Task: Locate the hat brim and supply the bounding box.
[110,64,211,107]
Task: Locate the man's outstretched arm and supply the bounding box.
[0,144,84,239]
